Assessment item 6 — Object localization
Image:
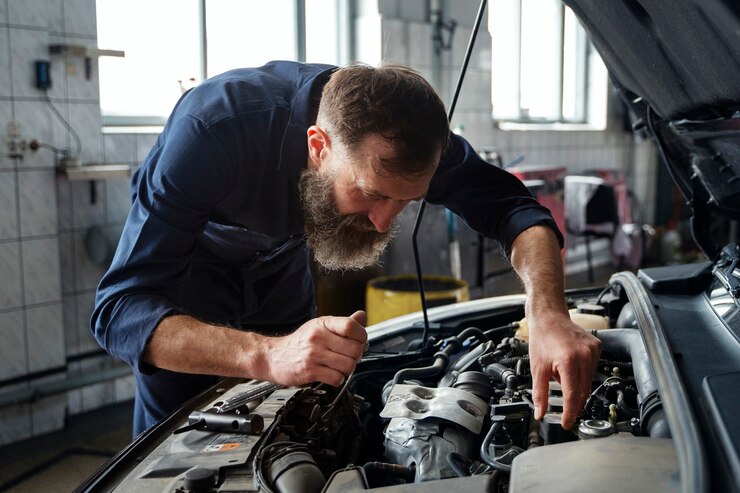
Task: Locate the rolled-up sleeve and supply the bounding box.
[426,134,563,256]
[91,114,235,374]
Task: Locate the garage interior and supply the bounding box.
[0,0,733,491]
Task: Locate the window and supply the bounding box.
[488,0,608,128]
[96,0,351,126]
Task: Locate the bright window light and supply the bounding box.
[206,0,297,78]
[97,0,200,121]
[489,0,607,127]
[97,0,349,125]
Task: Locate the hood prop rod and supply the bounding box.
[415,0,488,349]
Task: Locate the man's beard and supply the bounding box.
[299,168,397,271]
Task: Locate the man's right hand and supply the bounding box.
[264,310,368,387]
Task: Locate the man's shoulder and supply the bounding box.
[174,61,335,127]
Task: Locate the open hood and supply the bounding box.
[564,0,740,258]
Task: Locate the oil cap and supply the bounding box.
[578,419,615,439]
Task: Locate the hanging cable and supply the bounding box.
[42,89,82,160]
[416,0,488,349]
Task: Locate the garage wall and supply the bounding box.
[0,0,135,447]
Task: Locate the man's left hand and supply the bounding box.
[528,312,601,429]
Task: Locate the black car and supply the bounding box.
[76,1,740,492]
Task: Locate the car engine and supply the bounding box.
[107,287,682,493]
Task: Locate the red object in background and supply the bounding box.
[509,165,567,266]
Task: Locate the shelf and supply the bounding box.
[57,163,132,181]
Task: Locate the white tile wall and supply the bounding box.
[31,392,66,436]
[26,302,65,372]
[22,237,62,305]
[103,134,135,163]
[59,231,75,293]
[0,0,7,23]
[0,171,19,239]
[68,102,102,163]
[0,28,11,99]
[12,100,57,168]
[62,294,78,354]
[0,403,32,446]
[56,174,73,231]
[0,241,22,310]
[73,229,106,290]
[105,178,131,224]
[0,103,13,171]
[8,0,56,29]
[381,18,406,64]
[63,0,97,37]
[76,291,97,353]
[18,169,58,236]
[407,21,432,69]
[71,179,104,228]
[0,310,27,379]
[136,134,159,163]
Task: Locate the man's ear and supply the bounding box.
[307,125,331,170]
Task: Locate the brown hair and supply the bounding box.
[317,63,450,176]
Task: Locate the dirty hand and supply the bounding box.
[528,313,601,429]
[266,310,367,387]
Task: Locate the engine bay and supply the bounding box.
[97,273,696,493]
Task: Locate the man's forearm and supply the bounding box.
[509,225,569,319]
[143,311,369,388]
[143,315,271,380]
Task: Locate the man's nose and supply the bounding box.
[368,200,404,233]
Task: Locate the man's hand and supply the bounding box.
[528,313,601,429]
[264,310,368,387]
[508,225,602,430]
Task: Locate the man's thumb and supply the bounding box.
[349,310,367,326]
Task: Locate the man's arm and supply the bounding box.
[509,225,601,429]
[143,311,368,387]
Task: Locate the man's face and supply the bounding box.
[301,128,438,271]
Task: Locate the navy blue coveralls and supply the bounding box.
[91,61,562,437]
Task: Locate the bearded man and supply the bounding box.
[92,62,600,437]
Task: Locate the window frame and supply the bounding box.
[489,0,603,129]
[97,0,354,128]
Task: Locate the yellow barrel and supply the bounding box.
[366,275,469,325]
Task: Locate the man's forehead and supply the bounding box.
[349,157,433,202]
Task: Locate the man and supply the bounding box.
[92,62,601,437]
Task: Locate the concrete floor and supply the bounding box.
[0,263,619,492]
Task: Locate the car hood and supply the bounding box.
[565,0,740,258]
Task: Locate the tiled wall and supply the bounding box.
[0,0,140,446]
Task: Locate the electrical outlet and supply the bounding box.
[6,120,31,159]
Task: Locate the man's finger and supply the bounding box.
[321,315,367,344]
[532,368,550,421]
[559,362,581,429]
[349,310,367,326]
